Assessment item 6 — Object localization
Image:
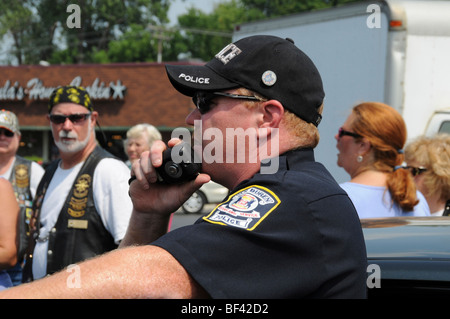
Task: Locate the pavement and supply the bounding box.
[170,204,216,231]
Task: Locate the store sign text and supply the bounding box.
[0,76,126,101]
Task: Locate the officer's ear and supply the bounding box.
[259,100,284,129]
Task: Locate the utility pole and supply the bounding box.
[147,25,171,63]
[147,24,232,63]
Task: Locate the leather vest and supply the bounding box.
[23,146,117,282]
[9,156,33,262]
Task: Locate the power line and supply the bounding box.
[0,24,232,57]
[147,25,232,38]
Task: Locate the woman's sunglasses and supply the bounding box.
[405,166,427,176]
[193,92,265,114]
[0,128,15,137]
[338,127,362,139]
[49,113,91,125]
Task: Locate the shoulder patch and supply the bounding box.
[203,185,281,231]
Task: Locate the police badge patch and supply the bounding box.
[203,185,281,231]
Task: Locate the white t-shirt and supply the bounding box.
[32,157,132,279]
[340,182,430,219]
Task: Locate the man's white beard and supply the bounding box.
[55,124,92,154]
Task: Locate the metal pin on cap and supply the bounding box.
[262,70,277,86]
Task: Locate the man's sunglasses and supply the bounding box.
[49,113,91,125]
[338,127,362,139]
[405,166,427,176]
[0,128,14,137]
[193,92,266,114]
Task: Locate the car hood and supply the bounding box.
[362,217,450,260]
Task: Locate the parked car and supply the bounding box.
[181,181,229,214]
[362,217,450,298]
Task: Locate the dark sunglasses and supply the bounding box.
[0,128,15,137]
[405,166,427,176]
[338,127,362,139]
[49,113,91,125]
[193,92,266,114]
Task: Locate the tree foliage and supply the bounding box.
[0,0,362,65]
[0,0,172,64]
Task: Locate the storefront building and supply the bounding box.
[0,62,195,163]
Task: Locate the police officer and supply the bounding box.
[1,36,367,298]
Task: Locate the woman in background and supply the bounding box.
[404,134,450,216]
[124,123,162,168]
[335,102,429,218]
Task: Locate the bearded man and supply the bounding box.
[22,86,132,282]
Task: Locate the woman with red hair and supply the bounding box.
[335,102,430,218]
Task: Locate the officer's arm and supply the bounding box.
[0,245,209,298]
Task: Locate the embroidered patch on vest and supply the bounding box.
[15,164,29,188]
[68,174,91,218]
[203,185,281,231]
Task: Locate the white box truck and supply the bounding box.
[233,0,450,182]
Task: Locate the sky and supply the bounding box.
[168,0,218,25]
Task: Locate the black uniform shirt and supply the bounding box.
[152,148,367,298]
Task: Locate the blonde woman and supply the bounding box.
[405,134,450,216]
[124,124,162,168]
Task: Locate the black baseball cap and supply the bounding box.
[165,35,325,126]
